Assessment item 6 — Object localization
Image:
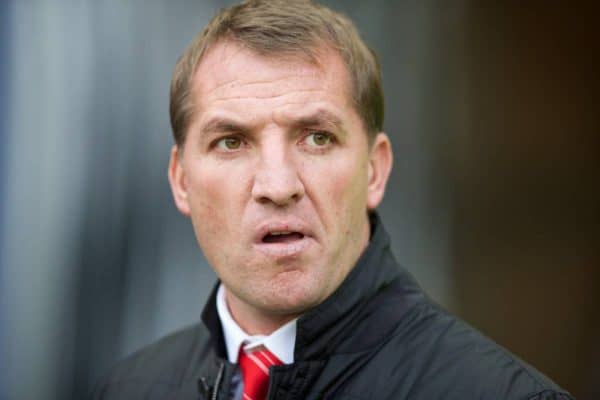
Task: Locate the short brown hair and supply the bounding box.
[169,0,384,147]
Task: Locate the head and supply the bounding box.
[169,0,385,147]
[168,0,393,334]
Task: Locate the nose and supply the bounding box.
[251,141,305,207]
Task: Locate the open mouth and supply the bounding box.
[262,231,305,243]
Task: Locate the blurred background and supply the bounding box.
[0,1,597,399]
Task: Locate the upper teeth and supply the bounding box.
[271,231,292,235]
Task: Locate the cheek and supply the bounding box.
[308,155,369,227]
[186,163,248,250]
[334,154,368,199]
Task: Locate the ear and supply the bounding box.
[366,133,393,210]
[168,145,191,216]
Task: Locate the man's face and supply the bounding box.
[169,41,391,333]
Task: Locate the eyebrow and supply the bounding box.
[198,109,346,138]
[290,109,345,131]
[200,117,250,136]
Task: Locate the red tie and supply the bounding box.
[238,346,282,400]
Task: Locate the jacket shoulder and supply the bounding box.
[89,322,211,399]
[372,300,573,399]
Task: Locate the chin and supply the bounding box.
[258,277,328,315]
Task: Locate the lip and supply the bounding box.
[252,219,315,257]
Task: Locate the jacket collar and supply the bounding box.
[294,212,419,360]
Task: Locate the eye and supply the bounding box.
[305,131,333,147]
[216,136,243,150]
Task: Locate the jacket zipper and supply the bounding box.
[211,361,225,400]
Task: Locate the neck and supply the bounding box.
[225,291,297,335]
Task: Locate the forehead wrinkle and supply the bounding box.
[197,47,322,94]
[205,72,324,103]
[210,88,326,103]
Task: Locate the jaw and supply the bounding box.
[223,273,309,335]
[223,202,369,328]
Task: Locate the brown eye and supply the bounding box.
[306,132,332,147]
[217,137,242,150]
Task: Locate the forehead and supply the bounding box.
[190,40,356,124]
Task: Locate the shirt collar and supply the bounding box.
[216,284,296,364]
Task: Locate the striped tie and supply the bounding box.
[238,346,282,400]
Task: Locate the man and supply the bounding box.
[91,1,572,399]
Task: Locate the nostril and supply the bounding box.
[251,169,305,206]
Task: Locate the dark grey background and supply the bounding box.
[0,1,597,399]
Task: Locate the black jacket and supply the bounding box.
[91,215,572,399]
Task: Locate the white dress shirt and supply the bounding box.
[216,284,297,399]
